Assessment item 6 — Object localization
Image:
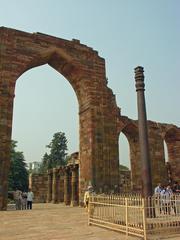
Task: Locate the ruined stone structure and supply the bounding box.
[119,169,131,192]
[0,27,180,210]
[30,153,131,203]
[29,173,48,203]
[47,164,79,206]
[0,27,119,210]
[35,153,80,205]
[118,117,180,191]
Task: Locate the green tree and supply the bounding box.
[39,152,51,173]
[119,164,129,171]
[8,140,28,191]
[41,132,68,170]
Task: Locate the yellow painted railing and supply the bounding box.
[88,194,180,240]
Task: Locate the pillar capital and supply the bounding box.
[134,66,145,92]
[69,164,79,171]
[134,66,144,72]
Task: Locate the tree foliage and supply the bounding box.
[41,132,68,171]
[39,153,50,173]
[8,140,28,191]
[119,164,129,171]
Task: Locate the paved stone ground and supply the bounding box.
[0,203,179,240]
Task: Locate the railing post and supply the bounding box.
[125,198,128,237]
[88,195,91,225]
[142,198,147,240]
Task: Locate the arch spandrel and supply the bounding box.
[0,27,109,108]
[0,27,120,209]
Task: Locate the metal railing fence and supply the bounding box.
[88,194,180,240]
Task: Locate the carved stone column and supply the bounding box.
[56,168,60,203]
[64,167,71,205]
[47,170,53,202]
[52,168,58,203]
[59,167,64,202]
[71,164,79,206]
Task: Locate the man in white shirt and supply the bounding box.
[154,183,162,195]
[160,185,173,215]
[154,183,163,215]
[27,188,34,210]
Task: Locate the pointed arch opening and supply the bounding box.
[118,121,141,192]
[163,140,169,163]
[118,132,131,192]
[119,132,130,168]
[12,64,79,167]
[0,27,121,209]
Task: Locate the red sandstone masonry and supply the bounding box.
[29,174,48,203]
[117,117,180,191]
[0,27,179,209]
[0,27,119,209]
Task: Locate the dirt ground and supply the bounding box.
[0,203,179,240]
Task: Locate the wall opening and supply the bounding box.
[12,64,79,167]
[163,140,169,163]
[119,133,131,169]
[119,132,131,192]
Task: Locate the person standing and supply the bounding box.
[13,189,22,210]
[27,189,34,210]
[22,192,28,210]
[161,185,173,215]
[84,185,94,212]
[154,183,163,215]
[154,183,163,195]
[172,182,180,194]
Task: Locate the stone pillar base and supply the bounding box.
[71,200,78,207]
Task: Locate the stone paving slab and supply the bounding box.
[0,203,180,240]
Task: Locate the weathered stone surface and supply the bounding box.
[29,173,47,203]
[118,117,180,191]
[0,27,119,209]
[0,27,179,209]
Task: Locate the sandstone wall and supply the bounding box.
[29,174,48,203]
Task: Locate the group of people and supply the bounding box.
[154,182,180,215]
[13,188,34,210]
[83,182,180,215]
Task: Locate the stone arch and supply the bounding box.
[145,121,167,188]
[118,117,141,191]
[163,125,180,182]
[0,27,120,209]
[15,48,85,107]
[117,118,176,191]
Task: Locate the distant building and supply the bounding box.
[28,161,41,173]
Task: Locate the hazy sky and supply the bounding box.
[0,0,179,167]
